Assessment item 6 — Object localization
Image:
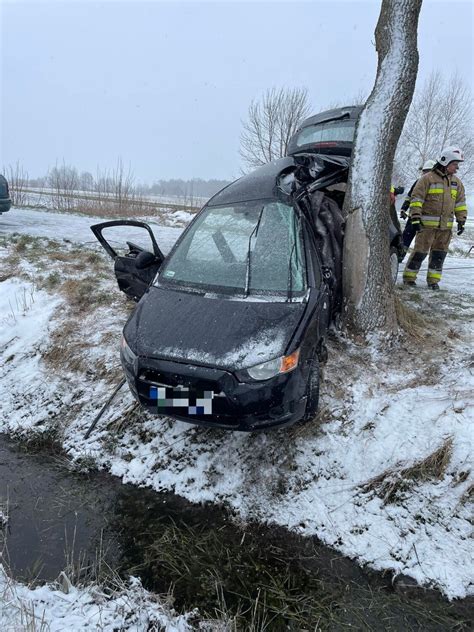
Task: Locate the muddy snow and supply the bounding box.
[0,207,473,608]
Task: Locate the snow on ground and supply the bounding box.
[0,565,219,631]
[0,207,184,254]
[0,278,62,360]
[0,209,473,601]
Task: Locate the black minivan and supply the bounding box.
[92,154,347,430]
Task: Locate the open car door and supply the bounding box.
[91,220,165,301]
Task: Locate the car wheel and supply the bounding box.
[304,355,320,421]
[390,247,399,285]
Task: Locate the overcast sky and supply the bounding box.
[1,0,473,183]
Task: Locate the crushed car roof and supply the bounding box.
[207,155,351,207]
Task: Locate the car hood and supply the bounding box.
[124,286,305,371]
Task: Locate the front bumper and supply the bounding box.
[121,353,308,431]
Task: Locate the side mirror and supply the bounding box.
[394,186,405,195]
[135,251,158,269]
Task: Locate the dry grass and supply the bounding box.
[42,319,87,373]
[360,437,454,504]
[394,295,431,341]
[16,425,64,455]
[59,278,110,312]
[459,484,474,506]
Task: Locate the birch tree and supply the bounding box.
[342,0,423,336]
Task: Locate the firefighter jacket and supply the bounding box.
[409,168,467,230]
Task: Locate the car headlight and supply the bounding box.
[246,349,300,381]
[121,335,137,366]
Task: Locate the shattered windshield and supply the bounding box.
[295,119,355,148]
[157,200,306,296]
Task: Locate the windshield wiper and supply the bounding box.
[287,242,296,302]
[287,211,302,302]
[244,206,265,296]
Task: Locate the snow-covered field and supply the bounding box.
[0,206,473,613]
[0,207,187,251]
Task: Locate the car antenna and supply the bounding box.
[84,377,126,439]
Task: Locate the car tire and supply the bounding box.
[390,246,399,285]
[304,355,320,421]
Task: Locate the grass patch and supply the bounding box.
[11,234,37,252]
[360,437,453,505]
[459,484,473,506]
[59,278,110,312]
[15,426,65,456]
[395,294,431,340]
[40,271,62,290]
[115,490,471,631]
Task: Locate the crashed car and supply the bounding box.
[287,105,363,158]
[92,154,349,431]
[287,105,404,275]
[0,175,12,214]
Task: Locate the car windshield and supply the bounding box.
[295,119,355,148]
[157,200,306,296]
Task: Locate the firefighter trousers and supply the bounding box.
[403,228,451,286]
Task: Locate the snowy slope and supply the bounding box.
[0,210,473,599]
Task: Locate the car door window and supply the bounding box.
[97,225,157,258]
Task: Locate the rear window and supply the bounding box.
[294,120,356,149]
[0,178,8,197]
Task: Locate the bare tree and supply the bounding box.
[342,0,422,337]
[239,87,310,171]
[395,71,474,186]
[5,161,29,207]
[47,162,79,211]
[79,170,94,191]
[110,158,135,213]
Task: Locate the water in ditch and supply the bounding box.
[0,434,471,630]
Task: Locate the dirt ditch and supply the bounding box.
[0,434,471,631]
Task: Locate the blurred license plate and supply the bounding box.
[149,385,214,415]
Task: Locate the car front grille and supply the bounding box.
[136,366,233,419]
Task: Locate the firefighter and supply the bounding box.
[399,159,436,260]
[402,147,467,290]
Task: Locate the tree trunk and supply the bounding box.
[342,0,422,337]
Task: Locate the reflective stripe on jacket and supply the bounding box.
[401,178,417,211]
[408,168,467,229]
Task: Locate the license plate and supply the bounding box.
[149,385,214,415]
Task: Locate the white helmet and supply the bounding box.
[420,159,436,171]
[438,146,464,166]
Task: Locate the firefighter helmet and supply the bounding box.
[438,147,464,166]
[420,159,436,171]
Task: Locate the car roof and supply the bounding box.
[207,156,296,206]
[206,154,350,209]
[297,105,363,129]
